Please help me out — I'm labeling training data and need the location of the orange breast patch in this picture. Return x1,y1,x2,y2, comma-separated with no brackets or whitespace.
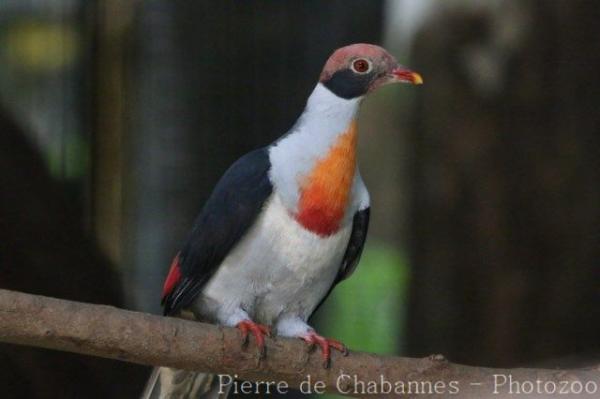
296,121,357,236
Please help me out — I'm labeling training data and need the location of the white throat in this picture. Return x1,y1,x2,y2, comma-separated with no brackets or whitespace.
300,83,362,134
268,83,362,212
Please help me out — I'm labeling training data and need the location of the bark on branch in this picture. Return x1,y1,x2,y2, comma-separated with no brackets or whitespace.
0,289,597,398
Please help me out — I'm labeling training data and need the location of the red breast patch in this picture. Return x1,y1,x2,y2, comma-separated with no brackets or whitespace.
296,121,357,236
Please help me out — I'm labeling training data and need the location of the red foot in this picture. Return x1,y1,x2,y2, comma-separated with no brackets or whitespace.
302,332,348,368
236,320,271,358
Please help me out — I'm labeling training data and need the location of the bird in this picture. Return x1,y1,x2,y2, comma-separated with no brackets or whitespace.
142,43,422,399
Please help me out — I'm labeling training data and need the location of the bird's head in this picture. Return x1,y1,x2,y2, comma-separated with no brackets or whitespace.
319,43,423,99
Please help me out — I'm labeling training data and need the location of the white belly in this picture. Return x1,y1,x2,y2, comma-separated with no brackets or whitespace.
196,194,352,325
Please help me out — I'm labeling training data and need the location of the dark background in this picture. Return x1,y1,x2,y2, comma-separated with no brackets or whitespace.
0,1,598,398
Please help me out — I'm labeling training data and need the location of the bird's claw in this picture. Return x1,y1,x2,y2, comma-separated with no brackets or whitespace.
301,332,348,369
236,320,271,358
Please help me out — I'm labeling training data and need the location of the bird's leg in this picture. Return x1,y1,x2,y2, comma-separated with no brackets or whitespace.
301,331,349,369
275,316,348,368
236,320,271,358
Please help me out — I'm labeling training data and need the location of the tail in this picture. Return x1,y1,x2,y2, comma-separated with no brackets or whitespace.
141,367,231,399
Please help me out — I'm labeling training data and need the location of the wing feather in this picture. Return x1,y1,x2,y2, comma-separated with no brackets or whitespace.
162,148,272,315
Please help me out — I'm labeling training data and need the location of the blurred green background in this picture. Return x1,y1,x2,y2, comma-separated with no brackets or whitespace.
0,1,598,398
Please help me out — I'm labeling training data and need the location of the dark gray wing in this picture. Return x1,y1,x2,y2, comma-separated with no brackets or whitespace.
335,207,370,283
310,207,370,317
162,147,272,315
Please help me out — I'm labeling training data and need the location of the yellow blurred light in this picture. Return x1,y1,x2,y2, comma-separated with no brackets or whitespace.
3,21,79,72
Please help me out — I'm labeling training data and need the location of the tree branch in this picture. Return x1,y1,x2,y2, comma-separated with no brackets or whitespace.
0,289,597,398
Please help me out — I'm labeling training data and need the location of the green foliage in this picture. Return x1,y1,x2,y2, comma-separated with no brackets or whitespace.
46,131,89,179
313,243,409,398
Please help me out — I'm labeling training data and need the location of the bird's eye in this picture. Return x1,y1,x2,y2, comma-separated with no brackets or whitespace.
351,58,371,74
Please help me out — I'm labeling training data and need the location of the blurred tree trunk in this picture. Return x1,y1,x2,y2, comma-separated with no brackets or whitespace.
90,0,134,265
0,106,146,398
407,0,599,367
125,0,384,314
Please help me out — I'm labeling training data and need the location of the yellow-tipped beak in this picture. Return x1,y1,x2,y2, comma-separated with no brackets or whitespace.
391,68,424,85
411,72,423,85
